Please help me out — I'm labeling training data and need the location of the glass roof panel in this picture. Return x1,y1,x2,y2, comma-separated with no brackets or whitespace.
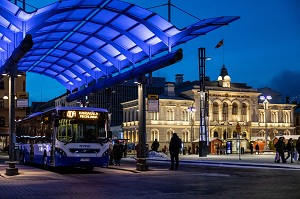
97,26,120,40
0,16,10,28
101,44,119,57
80,59,95,70
68,9,91,20
147,15,173,32
66,52,82,62
60,41,77,51
85,37,105,48
47,12,71,22
80,22,102,34
72,65,85,74
37,24,60,33
44,56,59,63
58,59,73,67
91,9,118,24
48,49,67,58
90,52,107,63
127,5,153,19
57,22,79,31
114,35,136,50
111,15,137,31
106,0,131,12
52,64,64,71
68,32,89,43
64,70,77,79
74,45,93,56
129,24,154,41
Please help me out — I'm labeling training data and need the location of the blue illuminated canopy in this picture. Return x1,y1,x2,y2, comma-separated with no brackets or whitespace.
0,0,239,93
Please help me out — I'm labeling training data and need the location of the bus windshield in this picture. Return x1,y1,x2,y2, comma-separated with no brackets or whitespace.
57,118,105,143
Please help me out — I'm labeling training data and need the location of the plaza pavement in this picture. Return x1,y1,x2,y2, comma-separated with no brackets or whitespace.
1,152,300,180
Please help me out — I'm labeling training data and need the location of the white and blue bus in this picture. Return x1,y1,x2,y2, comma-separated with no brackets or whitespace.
16,107,110,171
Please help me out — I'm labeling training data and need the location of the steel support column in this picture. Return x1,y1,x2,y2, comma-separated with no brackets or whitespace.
198,47,208,157
136,75,148,171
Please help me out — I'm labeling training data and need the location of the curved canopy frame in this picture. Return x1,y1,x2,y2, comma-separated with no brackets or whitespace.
0,0,239,92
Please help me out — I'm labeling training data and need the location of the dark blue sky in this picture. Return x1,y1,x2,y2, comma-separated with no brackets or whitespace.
26,0,300,103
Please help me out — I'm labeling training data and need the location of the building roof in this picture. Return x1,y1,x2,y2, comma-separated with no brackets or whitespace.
0,0,239,93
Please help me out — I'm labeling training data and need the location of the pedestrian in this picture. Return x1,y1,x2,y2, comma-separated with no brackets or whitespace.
151,139,160,152
274,137,286,163
162,145,167,154
195,145,199,155
108,140,114,165
255,144,259,154
113,140,123,166
123,143,127,158
250,143,253,154
285,138,294,163
296,137,300,163
169,133,182,170
187,145,191,155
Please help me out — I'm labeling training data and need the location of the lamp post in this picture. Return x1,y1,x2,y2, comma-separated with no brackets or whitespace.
260,95,272,151
188,106,196,142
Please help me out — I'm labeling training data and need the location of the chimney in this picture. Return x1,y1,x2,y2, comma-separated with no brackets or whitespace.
286,96,290,103
164,82,175,96
175,74,183,86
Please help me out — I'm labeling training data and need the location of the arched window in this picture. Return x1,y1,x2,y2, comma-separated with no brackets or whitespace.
241,103,247,121
151,129,159,141
167,108,174,121
213,131,218,138
232,102,238,121
166,130,173,142
233,131,237,138
181,109,189,121
182,130,189,142
213,102,219,121
223,102,228,121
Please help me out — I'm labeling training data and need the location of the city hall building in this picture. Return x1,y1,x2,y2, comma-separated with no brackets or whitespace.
122,66,296,154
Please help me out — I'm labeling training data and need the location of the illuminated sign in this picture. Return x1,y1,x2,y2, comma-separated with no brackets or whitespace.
65,111,99,119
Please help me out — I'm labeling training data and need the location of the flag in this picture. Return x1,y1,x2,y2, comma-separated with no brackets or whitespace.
215,39,223,48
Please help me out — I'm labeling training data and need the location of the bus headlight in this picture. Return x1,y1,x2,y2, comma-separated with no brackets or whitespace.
55,147,67,156
102,149,109,157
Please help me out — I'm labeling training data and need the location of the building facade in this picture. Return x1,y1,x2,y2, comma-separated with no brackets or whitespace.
122,66,296,154
0,74,28,150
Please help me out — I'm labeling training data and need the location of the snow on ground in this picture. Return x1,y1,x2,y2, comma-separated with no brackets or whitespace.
148,151,168,159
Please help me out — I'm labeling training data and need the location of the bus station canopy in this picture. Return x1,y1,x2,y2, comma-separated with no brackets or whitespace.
0,0,239,93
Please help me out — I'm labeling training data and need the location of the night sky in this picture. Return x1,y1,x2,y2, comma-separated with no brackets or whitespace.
25,0,300,103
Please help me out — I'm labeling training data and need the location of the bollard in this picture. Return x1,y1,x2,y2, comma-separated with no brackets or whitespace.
5,161,19,176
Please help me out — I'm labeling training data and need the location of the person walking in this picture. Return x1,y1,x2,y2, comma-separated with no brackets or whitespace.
296,137,300,163
285,138,294,163
250,143,254,154
274,137,286,163
169,133,182,170
151,139,160,152
113,140,123,166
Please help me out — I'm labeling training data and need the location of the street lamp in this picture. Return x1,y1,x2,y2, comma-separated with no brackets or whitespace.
260,95,272,151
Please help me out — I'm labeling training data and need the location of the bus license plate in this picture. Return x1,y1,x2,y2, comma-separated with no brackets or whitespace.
80,158,90,162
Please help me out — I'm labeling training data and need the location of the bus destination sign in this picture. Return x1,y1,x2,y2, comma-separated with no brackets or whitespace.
65,111,99,119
